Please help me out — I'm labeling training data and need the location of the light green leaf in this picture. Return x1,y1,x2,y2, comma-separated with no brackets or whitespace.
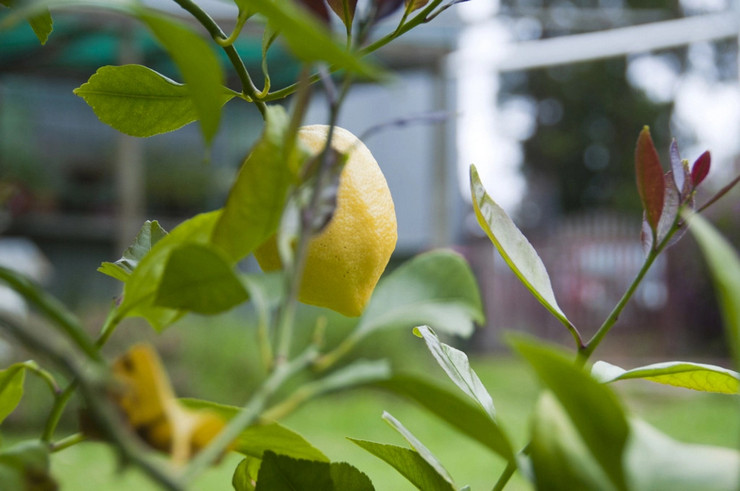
0,440,56,491
684,211,740,369
530,392,616,491
74,65,234,138
511,336,629,491
374,374,514,461
139,11,225,144
212,106,304,261
349,439,455,491
235,0,379,79
154,243,248,315
232,457,259,491
382,412,456,487
625,419,740,491
98,220,167,282
180,398,328,462
413,325,496,420
592,360,740,394
0,363,26,425
470,165,573,332
356,250,484,340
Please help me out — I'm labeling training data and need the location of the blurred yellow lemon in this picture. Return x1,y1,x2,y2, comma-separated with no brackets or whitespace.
254,125,397,317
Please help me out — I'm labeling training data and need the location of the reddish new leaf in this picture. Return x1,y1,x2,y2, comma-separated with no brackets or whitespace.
296,0,331,24
405,0,430,13
635,127,665,236
691,151,711,189
669,139,691,198
327,0,357,28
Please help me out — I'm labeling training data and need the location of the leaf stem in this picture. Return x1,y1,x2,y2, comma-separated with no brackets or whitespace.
49,432,86,453
171,0,267,118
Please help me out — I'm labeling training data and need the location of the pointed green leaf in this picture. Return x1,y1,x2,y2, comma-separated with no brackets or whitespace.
329,462,374,490
154,243,248,315
356,250,484,340
0,0,53,44
626,419,740,490
413,326,496,420
0,363,26,425
592,360,740,394
0,440,57,491
255,451,333,490
74,65,234,138
470,165,573,331
139,12,225,144
382,412,456,486
349,439,455,491
212,106,304,261
530,393,616,491
685,211,740,369
180,398,328,462
510,336,629,491
635,126,665,237
374,374,514,460
234,0,379,79
98,220,167,282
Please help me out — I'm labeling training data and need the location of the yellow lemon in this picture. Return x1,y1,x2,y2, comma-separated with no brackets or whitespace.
254,125,397,317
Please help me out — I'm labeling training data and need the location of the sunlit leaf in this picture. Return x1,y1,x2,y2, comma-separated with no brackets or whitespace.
0,363,27,425
98,220,167,282
355,250,483,340
413,326,496,420
212,106,304,261
327,0,357,28
635,126,665,239
684,211,740,368
74,65,234,138
375,374,514,460
690,151,711,189
350,439,455,491
139,11,225,144
626,419,740,490
0,440,57,491
511,336,629,491
470,165,573,330
592,360,739,394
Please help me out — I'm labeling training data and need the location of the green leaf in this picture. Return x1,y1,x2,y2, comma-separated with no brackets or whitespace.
232,457,259,491
154,243,248,315
306,359,392,394
119,210,221,331
329,461,374,491
139,11,225,144
74,65,234,138
180,398,328,462
0,363,27,425
625,419,740,491
355,250,484,340
469,165,573,332
530,393,616,491
413,326,496,420
374,374,514,461
405,0,430,13
685,211,740,369
255,451,334,490
234,0,379,79
635,126,665,240
511,336,629,491
0,440,57,491
0,0,53,44
212,106,303,261
349,439,455,491
382,412,456,487
592,360,740,394
98,220,167,282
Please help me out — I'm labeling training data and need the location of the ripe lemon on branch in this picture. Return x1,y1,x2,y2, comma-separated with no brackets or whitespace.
255,125,397,317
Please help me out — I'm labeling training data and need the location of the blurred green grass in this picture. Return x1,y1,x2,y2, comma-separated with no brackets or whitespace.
6,311,740,490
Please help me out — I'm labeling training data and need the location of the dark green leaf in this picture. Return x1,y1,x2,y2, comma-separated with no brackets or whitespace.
470,165,573,330
0,0,53,44
356,250,484,340
154,243,248,315
0,440,57,491
139,12,225,144
212,106,304,261
350,439,455,491
180,398,329,462
414,326,496,420
635,126,665,239
74,65,234,138
685,211,740,369
375,374,514,460
511,336,629,491
592,360,740,394
255,451,333,490
0,363,26,425
329,462,374,491
98,220,167,282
